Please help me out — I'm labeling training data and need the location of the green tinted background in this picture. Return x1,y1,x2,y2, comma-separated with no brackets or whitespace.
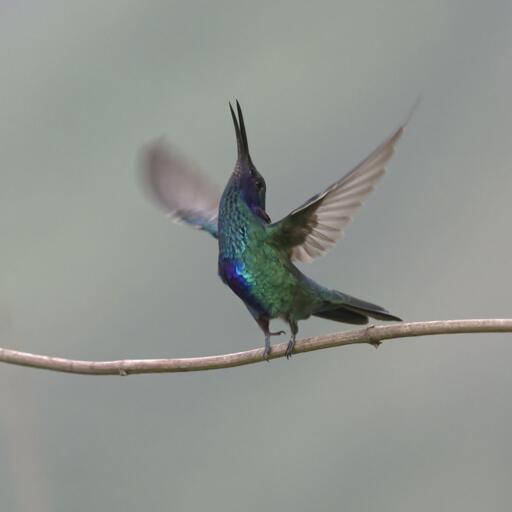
1,1,512,511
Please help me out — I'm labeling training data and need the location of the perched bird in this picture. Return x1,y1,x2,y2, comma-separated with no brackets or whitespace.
142,101,405,359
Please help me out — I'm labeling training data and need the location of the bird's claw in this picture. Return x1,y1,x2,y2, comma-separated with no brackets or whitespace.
262,331,285,362
285,339,295,359
263,345,271,362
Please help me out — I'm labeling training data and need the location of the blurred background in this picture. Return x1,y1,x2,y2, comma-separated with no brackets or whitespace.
1,1,511,510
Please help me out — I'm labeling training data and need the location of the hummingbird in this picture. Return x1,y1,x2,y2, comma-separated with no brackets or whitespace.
142,101,404,360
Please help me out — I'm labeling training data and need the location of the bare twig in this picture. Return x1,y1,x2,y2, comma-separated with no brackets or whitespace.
0,319,510,376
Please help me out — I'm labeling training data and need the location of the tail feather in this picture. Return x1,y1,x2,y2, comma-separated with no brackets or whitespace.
313,290,401,325
314,308,369,325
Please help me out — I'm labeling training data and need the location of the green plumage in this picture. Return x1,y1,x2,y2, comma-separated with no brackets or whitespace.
218,158,399,360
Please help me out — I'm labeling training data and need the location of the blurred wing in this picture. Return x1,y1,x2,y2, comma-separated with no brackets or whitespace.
140,140,220,238
268,125,404,262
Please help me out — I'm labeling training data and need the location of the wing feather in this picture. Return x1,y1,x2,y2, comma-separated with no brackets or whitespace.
268,125,405,262
140,140,219,237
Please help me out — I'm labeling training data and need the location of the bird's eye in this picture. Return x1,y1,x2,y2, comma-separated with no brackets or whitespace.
256,181,264,191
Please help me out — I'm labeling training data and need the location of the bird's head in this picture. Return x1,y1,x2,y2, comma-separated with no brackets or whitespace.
229,101,267,212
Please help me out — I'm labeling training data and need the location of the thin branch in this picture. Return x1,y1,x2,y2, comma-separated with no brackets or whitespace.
0,319,510,376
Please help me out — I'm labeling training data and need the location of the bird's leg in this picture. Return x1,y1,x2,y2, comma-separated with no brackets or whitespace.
285,335,296,359
252,314,286,361
264,329,286,359
285,319,298,359
263,332,272,361
255,316,274,361
265,327,285,359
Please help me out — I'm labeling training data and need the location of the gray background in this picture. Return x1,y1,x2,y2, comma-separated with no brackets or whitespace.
1,1,512,511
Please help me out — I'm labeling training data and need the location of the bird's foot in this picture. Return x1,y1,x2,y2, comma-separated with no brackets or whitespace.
262,331,284,362
263,336,272,362
285,337,296,359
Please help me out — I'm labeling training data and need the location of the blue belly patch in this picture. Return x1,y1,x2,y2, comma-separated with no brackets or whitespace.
221,260,252,291
220,259,264,312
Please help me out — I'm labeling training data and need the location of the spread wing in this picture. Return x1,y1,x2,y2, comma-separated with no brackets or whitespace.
267,125,405,262
140,139,220,238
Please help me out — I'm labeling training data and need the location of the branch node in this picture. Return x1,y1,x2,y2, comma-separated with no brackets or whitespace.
365,325,382,348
